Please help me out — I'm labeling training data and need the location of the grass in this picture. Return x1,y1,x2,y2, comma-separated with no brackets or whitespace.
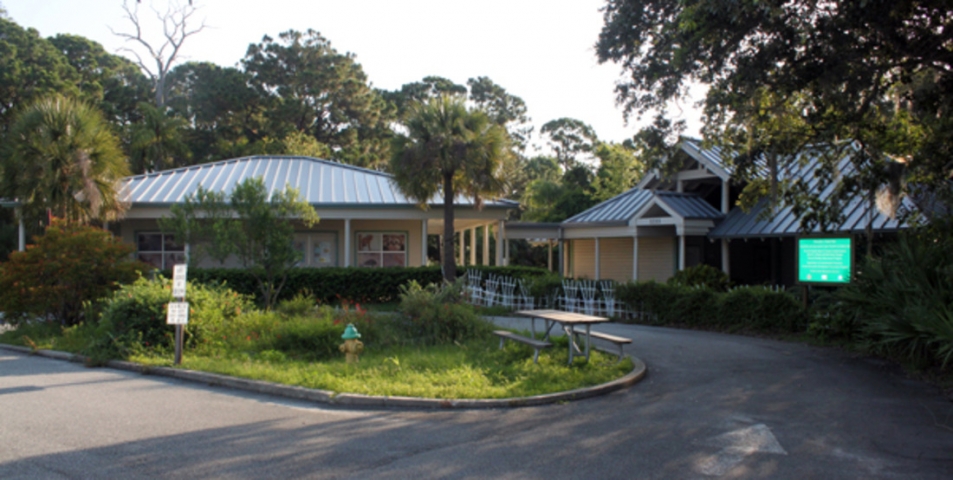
0,320,633,400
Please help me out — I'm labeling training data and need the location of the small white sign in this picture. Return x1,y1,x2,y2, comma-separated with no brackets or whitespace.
172,264,188,299
167,301,189,325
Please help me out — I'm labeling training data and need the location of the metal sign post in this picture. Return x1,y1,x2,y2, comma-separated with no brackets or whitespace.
168,264,189,365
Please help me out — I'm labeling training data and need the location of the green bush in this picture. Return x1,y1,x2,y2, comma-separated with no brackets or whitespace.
0,221,148,326
718,286,806,332
96,277,251,356
668,264,730,292
276,291,318,318
397,278,492,345
617,280,805,333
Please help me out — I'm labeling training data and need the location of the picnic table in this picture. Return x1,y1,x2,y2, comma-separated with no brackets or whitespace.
514,309,610,364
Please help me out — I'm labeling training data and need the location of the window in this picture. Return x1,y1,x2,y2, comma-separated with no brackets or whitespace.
137,232,185,269
293,232,338,267
356,232,406,267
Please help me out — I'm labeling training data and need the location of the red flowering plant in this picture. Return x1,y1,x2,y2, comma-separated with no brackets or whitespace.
0,221,148,326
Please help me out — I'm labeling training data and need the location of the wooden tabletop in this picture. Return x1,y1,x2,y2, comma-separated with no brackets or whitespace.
514,309,609,324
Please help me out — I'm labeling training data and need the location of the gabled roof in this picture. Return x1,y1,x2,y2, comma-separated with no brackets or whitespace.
563,188,722,227
655,191,724,219
124,156,519,209
563,188,654,226
709,145,914,238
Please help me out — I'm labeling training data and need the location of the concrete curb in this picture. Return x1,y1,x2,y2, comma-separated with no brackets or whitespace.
0,343,647,410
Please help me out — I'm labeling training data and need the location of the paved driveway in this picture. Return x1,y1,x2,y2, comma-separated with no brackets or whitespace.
1,321,951,479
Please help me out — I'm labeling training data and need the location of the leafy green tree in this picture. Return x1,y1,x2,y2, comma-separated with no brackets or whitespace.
382,75,467,120
2,94,130,223
467,76,532,151
597,0,953,228
242,29,394,169
540,118,599,170
48,34,152,126
165,61,267,163
591,142,644,202
390,96,509,282
128,102,190,173
160,177,319,310
0,17,79,130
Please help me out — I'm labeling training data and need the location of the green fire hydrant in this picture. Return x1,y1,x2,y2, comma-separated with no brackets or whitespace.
339,323,364,364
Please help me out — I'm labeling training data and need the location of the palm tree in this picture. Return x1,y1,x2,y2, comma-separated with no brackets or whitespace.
128,102,189,173
2,94,130,223
390,95,509,282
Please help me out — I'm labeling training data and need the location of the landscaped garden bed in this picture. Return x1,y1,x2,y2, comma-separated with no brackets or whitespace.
0,276,632,400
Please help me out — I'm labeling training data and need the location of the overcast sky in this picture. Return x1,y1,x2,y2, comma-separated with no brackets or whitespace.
4,0,703,151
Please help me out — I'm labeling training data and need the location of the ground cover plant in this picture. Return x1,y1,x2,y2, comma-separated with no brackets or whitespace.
0,276,631,399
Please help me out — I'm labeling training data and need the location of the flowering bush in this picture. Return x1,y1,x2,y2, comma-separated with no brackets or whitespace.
0,221,147,326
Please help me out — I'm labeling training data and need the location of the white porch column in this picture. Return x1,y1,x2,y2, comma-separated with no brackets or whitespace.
469,228,476,266
421,220,428,267
17,208,25,252
458,230,465,266
483,224,490,265
678,233,686,271
594,238,601,280
344,218,351,267
505,239,511,266
496,220,504,266
632,235,639,281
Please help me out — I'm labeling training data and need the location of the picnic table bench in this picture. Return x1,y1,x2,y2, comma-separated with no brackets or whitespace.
493,330,552,364
514,309,612,364
571,328,632,361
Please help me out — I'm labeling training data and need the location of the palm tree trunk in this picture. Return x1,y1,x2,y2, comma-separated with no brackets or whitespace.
442,172,456,283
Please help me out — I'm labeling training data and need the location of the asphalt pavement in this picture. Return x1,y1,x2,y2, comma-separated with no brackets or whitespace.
1,319,951,479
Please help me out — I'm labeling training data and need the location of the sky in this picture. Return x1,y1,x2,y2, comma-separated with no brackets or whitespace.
3,0,703,152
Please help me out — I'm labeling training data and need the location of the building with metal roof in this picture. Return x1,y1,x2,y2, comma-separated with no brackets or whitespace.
503,138,916,286
111,155,517,270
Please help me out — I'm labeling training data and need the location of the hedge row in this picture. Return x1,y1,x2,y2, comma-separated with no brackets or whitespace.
616,281,807,334
160,265,552,305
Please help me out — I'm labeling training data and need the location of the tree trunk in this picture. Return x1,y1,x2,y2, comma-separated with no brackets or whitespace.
442,172,456,283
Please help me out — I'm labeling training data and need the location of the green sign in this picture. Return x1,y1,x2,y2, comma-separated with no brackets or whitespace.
797,237,852,284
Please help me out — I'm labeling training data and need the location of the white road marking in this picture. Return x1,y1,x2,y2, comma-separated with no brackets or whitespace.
693,423,787,476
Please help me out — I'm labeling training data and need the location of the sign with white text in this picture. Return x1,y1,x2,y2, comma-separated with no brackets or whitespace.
166,301,189,325
797,236,853,285
172,264,188,298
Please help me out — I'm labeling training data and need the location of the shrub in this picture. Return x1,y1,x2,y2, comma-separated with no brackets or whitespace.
668,264,730,292
276,291,318,318
397,278,491,345
617,280,805,333
96,276,251,357
0,221,147,326
718,286,806,333
168,265,552,306
836,234,953,368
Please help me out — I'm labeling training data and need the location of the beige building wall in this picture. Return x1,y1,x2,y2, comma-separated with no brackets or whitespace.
599,237,634,282
638,236,675,282
571,239,596,279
